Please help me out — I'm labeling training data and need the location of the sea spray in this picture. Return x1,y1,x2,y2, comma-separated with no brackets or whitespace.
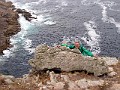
98,1,120,34
82,21,101,54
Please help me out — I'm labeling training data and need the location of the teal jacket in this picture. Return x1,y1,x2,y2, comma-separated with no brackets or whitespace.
61,44,93,57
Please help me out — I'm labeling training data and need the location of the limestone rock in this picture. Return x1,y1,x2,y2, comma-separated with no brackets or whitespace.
108,67,114,72
68,81,80,90
108,84,120,90
4,78,14,84
0,74,15,85
49,71,58,84
108,71,117,77
61,75,70,82
98,57,119,66
75,78,104,89
54,82,65,90
29,45,109,76
1,75,15,80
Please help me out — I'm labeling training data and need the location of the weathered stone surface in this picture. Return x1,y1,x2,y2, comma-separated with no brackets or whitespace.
1,75,15,80
4,78,14,84
108,84,120,90
29,44,109,76
0,74,15,85
0,0,20,53
35,71,105,90
68,81,80,90
108,71,117,77
98,57,119,66
54,82,65,90
75,78,104,89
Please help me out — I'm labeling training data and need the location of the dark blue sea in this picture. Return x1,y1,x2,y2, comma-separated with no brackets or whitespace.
0,0,120,77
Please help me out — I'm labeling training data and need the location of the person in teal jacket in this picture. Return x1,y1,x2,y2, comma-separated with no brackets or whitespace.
61,42,94,57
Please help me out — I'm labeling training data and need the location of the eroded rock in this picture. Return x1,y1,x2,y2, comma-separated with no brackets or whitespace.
29,44,109,76
0,74,15,85
0,0,20,53
108,84,120,90
75,78,104,89
16,8,36,21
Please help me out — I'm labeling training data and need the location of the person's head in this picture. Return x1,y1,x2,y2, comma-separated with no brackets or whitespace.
74,42,80,48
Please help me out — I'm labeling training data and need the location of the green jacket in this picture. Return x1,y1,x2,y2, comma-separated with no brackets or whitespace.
61,44,93,57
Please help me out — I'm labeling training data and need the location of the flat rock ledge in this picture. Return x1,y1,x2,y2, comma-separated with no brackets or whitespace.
29,44,116,76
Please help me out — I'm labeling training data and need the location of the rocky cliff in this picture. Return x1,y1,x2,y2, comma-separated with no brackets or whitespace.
29,44,109,76
0,0,20,53
0,44,120,90
0,1,120,89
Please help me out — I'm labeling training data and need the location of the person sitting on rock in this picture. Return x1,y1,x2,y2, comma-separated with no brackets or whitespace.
61,41,97,57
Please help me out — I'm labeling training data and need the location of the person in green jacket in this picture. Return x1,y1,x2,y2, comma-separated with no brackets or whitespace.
61,42,95,57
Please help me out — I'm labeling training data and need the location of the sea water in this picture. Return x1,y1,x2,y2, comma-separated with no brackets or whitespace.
0,0,120,77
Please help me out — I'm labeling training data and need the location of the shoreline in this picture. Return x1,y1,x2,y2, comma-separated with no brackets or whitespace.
0,0,20,54
0,44,120,90
0,0,34,54
0,1,120,90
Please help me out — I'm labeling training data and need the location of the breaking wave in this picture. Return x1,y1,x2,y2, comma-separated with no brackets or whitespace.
82,21,101,54
98,1,120,34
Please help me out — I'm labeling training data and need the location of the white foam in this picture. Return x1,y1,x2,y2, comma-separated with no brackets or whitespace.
24,39,32,48
23,38,35,54
10,38,19,45
81,0,88,5
13,14,35,54
10,0,46,16
31,14,56,26
61,0,68,6
82,21,101,54
0,15,29,58
82,0,120,34
17,14,32,41
38,0,47,4
31,15,44,23
7,0,39,22
26,48,35,54
44,20,56,25
2,14,33,59
81,0,100,6
0,0,37,60
112,21,120,34
98,1,120,34
8,0,56,26
18,14,31,30
3,50,12,58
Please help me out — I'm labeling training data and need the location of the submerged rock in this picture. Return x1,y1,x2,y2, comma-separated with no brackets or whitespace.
29,44,109,76
16,9,37,21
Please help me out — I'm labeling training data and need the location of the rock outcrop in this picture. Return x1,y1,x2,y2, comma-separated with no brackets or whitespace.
16,9,36,21
29,44,109,76
0,44,119,90
0,0,20,53
36,71,105,90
